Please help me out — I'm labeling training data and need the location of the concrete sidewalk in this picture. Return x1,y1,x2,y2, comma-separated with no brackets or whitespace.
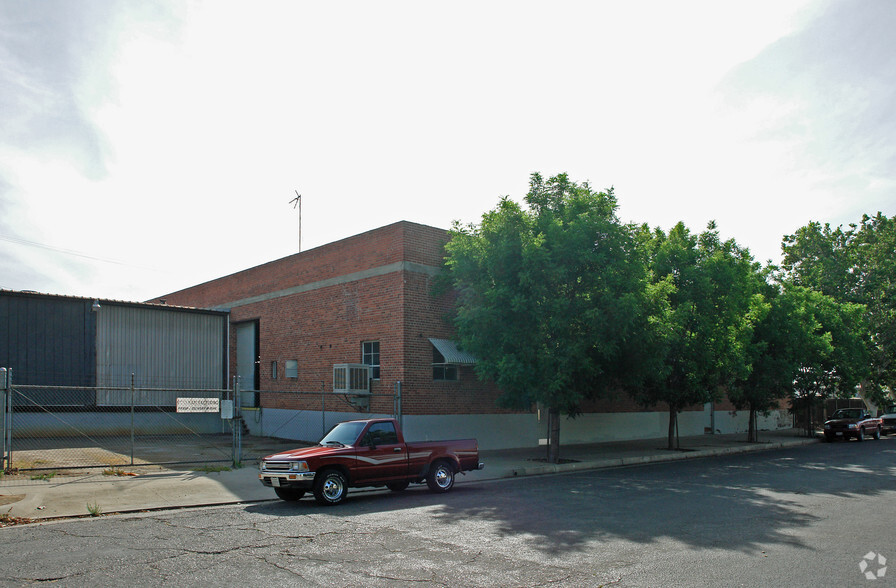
0,429,817,524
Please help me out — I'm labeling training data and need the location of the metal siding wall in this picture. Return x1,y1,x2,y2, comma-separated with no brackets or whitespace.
96,305,226,405
0,293,95,389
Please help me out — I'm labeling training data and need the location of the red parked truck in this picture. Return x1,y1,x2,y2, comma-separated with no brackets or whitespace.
258,418,484,505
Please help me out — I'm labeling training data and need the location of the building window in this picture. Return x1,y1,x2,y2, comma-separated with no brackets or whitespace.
285,360,298,379
362,341,380,379
432,346,458,381
271,361,278,380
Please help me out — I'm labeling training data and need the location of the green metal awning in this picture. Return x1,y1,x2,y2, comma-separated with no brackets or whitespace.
429,338,477,365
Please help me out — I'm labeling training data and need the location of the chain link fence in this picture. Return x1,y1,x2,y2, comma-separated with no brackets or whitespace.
1,368,402,475
1,378,235,473
239,389,403,462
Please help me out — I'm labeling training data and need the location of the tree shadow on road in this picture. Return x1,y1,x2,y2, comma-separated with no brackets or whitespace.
243,441,896,559
424,440,896,556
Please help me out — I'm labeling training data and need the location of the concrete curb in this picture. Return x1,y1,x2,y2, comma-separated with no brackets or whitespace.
495,437,819,480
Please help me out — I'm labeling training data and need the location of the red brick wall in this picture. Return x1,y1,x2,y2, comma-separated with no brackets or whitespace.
155,221,449,309
155,221,508,416
153,220,683,419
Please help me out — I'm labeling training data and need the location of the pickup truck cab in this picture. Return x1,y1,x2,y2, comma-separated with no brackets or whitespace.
823,408,882,442
259,418,483,505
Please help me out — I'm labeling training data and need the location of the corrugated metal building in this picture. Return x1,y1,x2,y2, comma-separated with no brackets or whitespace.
0,290,228,406
0,291,96,388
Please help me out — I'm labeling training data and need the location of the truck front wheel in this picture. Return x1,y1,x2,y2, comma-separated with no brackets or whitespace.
857,428,865,442
314,470,348,506
426,461,455,493
874,427,881,440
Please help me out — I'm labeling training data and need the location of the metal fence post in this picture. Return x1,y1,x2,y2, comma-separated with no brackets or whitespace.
394,380,402,430
130,373,136,466
236,377,242,466
1,367,7,471
3,368,12,471
232,376,241,467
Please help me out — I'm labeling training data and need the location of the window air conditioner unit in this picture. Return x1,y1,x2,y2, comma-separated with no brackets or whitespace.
333,364,371,395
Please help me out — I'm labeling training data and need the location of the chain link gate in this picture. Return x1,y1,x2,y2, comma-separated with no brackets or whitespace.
1,368,240,472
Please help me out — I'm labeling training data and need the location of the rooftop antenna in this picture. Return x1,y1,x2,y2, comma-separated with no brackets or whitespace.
289,190,302,252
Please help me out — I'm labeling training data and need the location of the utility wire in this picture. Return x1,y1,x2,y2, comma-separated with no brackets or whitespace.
0,233,168,272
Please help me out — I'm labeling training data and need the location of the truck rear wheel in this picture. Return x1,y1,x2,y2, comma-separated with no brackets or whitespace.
314,469,348,506
426,461,455,493
874,427,881,440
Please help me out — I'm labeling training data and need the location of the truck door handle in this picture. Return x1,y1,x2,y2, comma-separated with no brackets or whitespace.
393,447,402,452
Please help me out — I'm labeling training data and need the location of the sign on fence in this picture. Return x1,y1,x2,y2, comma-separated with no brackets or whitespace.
176,397,220,413
220,399,234,420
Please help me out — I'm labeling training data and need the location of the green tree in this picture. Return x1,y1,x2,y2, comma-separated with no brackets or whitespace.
788,290,869,436
443,173,650,463
849,214,896,399
782,213,895,406
780,221,855,300
632,221,760,450
728,284,850,441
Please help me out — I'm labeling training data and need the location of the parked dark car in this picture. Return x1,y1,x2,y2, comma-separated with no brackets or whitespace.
823,408,882,442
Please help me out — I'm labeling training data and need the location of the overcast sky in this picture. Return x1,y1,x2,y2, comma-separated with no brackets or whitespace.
1,1,894,302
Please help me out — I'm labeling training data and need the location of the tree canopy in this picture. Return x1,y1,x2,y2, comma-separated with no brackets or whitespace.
631,221,761,448
442,173,650,462
443,170,889,452
781,213,893,406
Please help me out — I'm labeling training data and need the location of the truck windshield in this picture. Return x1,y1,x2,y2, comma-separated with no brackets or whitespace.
831,409,862,419
319,421,366,446
886,405,896,415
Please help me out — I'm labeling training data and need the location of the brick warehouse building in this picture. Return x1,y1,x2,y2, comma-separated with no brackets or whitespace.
154,221,790,449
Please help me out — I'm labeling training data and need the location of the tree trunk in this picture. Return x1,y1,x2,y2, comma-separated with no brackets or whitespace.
667,407,678,450
747,405,759,443
805,397,813,438
547,407,561,464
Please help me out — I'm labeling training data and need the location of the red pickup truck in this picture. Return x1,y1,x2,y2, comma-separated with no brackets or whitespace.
258,418,484,505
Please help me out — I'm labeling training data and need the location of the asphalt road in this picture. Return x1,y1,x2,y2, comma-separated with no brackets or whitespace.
1,438,895,587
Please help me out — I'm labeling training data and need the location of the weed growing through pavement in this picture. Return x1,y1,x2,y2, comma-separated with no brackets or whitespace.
86,502,102,517
192,465,231,473
29,472,56,481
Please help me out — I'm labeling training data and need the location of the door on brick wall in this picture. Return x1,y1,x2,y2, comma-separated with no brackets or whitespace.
236,321,259,407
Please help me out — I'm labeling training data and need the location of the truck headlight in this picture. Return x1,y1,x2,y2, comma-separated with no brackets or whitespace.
848,424,857,429
290,461,309,472
824,424,831,429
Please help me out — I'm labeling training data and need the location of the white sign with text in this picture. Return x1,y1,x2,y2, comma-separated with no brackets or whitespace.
176,397,220,413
